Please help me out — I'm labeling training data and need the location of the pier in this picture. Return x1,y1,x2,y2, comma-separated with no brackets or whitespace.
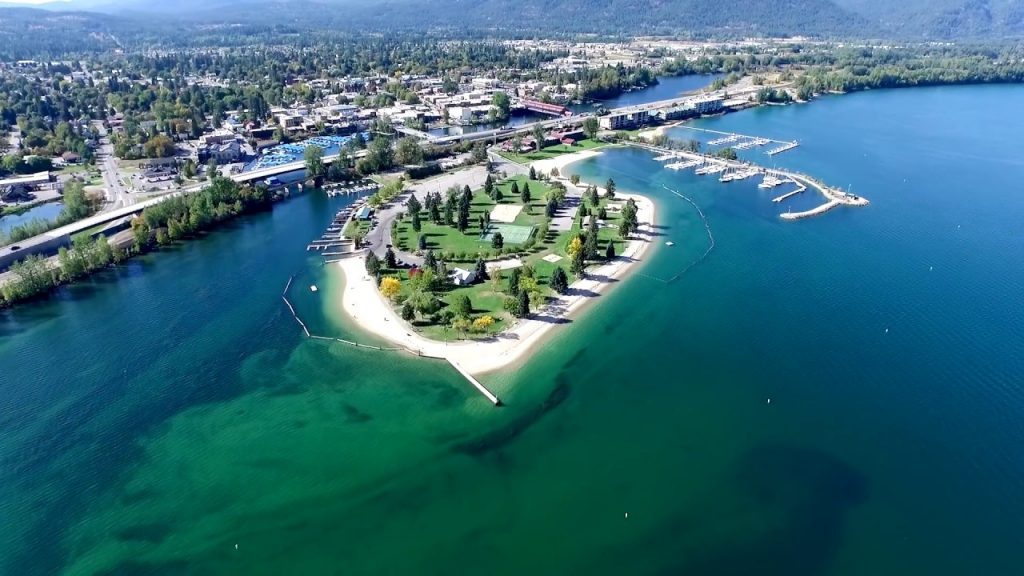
447,359,502,406
306,197,368,256
771,186,806,203
632,142,869,220
767,141,800,156
781,199,841,219
674,125,799,156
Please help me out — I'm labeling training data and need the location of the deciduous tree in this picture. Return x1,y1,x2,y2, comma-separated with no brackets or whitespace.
379,276,401,301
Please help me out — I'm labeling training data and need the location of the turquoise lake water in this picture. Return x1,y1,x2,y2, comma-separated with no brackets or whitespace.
0,202,63,235
1,84,1022,575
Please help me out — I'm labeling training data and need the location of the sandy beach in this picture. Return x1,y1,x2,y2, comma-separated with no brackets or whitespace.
530,148,605,177
336,149,656,376
636,121,682,141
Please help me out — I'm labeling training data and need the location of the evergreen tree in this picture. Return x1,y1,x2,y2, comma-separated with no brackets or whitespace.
384,247,397,268
605,178,616,199
492,232,504,250
428,193,441,223
605,241,616,259
444,200,454,226
528,166,536,180
521,182,531,205
514,289,530,318
474,257,488,281
365,252,381,275
550,266,569,295
423,249,437,270
584,232,599,260
411,211,421,232
508,267,522,296
406,194,422,216
418,234,427,251
401,302,416,321
484,174,494,195
455,294,473,318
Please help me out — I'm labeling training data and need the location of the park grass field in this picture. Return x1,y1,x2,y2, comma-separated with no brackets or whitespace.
384,173,630,339
393,175,555,258
497,139,608,165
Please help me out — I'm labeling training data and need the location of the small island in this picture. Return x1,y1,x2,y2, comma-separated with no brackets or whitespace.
335,142,655,377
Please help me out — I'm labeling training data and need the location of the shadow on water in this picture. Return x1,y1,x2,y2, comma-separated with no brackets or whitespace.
648,444,867,576
452,377,571,457
95,560,191,576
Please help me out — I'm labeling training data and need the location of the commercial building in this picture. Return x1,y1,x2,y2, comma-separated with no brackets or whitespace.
599,109,651,130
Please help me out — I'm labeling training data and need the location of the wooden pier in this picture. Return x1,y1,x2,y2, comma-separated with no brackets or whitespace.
448,359,501,406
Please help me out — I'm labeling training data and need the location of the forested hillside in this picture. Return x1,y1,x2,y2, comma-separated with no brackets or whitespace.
835,0,1024,39
1,0,1022,58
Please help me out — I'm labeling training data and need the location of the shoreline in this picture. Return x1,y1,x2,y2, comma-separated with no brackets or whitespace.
335,149,656,377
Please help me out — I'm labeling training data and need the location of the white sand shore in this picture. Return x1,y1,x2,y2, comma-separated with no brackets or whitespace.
336,181,656,377
530,148,604,177
637,121,681,141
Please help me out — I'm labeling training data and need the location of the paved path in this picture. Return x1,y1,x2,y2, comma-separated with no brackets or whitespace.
365,166,489,264
549,179,584,233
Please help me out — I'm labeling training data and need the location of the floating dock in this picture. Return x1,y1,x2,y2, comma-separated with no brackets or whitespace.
633,142,870,221
767,141,800,156
772,187,806,203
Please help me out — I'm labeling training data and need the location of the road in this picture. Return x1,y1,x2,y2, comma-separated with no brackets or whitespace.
92,121,132,210
364,166,489,264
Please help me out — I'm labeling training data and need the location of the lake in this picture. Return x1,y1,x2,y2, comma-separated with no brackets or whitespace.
0,84,1022,575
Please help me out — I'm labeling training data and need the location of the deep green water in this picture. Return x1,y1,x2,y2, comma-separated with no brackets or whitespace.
2,85,1023,575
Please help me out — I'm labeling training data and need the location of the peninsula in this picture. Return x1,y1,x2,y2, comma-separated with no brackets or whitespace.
332,146,654,376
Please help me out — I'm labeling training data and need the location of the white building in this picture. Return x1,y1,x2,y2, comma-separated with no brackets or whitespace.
450,268,477,286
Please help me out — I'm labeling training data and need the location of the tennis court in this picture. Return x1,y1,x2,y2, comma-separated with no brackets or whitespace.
480,223,534,244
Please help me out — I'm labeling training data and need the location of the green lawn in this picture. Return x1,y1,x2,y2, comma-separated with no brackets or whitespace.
380,176,630,341
498,139,608,165
378,266,510,341
393,175,556,260
524,194,628,282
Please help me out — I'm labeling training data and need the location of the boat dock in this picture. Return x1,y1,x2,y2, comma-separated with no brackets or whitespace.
306,200,366,257
708,134,741,146
673,125,799,156
325,180,379,198
633,142,870,221
772,187,806,203
767,141,800,156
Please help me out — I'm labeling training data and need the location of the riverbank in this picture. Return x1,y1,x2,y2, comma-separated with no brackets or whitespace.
336,187,655,376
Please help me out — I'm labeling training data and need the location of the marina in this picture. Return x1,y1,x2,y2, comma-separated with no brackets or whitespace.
665,159,703,171
673,124,800,156
638,142,869,220
767,141,800,156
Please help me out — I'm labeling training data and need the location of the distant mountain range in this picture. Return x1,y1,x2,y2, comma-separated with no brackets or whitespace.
0,0,1021,40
